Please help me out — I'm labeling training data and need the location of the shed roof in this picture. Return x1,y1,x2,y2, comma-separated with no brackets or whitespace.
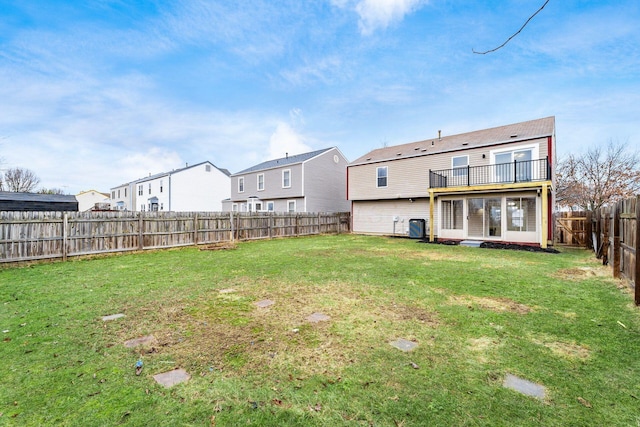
350,116,555,166
233,148,333,175
0,191,77,203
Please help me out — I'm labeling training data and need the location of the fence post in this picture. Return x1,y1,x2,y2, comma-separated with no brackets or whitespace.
138,212,144,250
62,212,68,262
268,213,273,239
194,212,199,245
613,202,621,278
230,211,235,242
585,211,593,250
635,195,640,306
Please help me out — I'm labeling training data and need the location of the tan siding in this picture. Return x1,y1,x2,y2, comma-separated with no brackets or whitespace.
348,137,549,201
352,199,433,235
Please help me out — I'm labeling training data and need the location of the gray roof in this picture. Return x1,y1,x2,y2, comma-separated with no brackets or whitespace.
0,191,77,203
112,160,230,189
233,148,333,175
350,117,555,165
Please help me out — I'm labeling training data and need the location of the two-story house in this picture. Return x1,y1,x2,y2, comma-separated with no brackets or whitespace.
347,117,556,248
225,147,350,213
110,161,231,212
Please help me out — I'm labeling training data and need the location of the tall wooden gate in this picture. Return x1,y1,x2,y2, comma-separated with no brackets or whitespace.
555,211,588,246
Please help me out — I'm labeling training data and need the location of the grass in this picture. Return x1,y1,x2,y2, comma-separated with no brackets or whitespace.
1,234,639,426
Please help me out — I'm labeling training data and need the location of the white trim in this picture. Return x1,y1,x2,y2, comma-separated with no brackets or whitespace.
287,200,296,213
282,169,291,188
238,176,245,193
376,166,388,188
257,173,265,191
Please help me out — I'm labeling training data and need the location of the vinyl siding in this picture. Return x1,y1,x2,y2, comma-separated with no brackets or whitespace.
348,137,549,201
303,148,349,212
230,164,304,201
352,199,432,235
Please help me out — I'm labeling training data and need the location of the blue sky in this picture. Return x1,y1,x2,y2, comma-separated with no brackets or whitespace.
1,0,638,194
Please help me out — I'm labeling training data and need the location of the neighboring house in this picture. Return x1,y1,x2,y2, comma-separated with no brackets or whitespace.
347,117,556,248
110,161,231,212
225,147,350,213
76,190,110,212
0,191,78,212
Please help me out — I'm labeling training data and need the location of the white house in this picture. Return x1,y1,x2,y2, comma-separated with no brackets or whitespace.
76,190,110,212
110,161,231,212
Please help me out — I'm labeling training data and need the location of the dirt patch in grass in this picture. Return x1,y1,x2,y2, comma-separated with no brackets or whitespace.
449,295,532,314
467,336,502,363
553,266,610,281
530,334,590,360
114,280,441,379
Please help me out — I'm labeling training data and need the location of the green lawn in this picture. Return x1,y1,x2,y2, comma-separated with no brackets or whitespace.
1,235,639,426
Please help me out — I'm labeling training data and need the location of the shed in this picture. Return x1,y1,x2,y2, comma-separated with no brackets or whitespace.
0,192,79,212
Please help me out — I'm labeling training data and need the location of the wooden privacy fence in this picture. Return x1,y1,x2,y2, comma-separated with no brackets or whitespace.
589,195,639,305
555,211,588,246
0,211,351,264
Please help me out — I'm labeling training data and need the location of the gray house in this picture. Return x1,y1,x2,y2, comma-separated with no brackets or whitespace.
225,147,350,213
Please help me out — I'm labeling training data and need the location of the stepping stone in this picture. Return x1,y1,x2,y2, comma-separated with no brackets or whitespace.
153,369,191,388
307,312,331,323
390,338,418,352
219,288,236,294
503,374,546,400
124,335,155,348
255,299,275,308
102,313,125,321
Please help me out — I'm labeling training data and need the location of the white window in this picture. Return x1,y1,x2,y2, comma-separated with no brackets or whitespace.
257,174,264,191
288,200,296,213
267,201,274,211
507,197,536,232
492,145,538,183
442,200,463,230
112,191,116,199
148,183,151,194
282,169,291,188
377,166,388,188
138,185,143,196
141,204,145,211
160,203,164,211
452,155,468,178
254,202,263,211
205,164,211,172
238,177,245,193
124,188,127,197
160,180,163,193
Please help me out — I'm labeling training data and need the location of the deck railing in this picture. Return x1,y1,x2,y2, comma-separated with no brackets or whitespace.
429,157,551,189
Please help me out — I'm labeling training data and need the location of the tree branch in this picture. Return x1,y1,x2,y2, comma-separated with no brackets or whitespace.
473,0,550,55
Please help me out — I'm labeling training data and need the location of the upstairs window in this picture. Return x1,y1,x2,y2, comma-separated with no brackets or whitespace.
238,177,245,193
377,166,388,188
257,174,265,191
160,180,163,193
452,156,468,177
282,169,291,188
148,183,151,194
138,185,143,196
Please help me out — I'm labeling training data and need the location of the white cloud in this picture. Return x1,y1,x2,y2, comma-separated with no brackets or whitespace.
333,0,427,35
267,122,312,160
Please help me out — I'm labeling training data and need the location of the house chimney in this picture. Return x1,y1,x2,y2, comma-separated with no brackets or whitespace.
286,152,288,159
438,130,442,141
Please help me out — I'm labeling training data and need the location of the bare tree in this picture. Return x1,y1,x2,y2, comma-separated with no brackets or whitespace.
38,188,67,195
1,167,41,192
556,141,640,211
473,0,550,54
